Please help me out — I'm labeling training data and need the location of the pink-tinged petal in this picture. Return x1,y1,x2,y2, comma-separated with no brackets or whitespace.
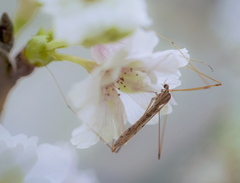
91,42,125,64
100,48,129,86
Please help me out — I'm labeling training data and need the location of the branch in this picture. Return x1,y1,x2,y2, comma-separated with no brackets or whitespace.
0,13,35,116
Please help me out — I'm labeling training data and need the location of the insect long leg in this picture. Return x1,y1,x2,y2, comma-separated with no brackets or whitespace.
170,66,221,92
144,26,223,89
142,96,157,116
160,115,168,153
44,65,113,150
115,146,122,153
111,139,115,152
158,111,161,160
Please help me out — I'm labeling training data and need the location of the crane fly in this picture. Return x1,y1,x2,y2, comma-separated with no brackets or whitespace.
112,84,171,160
43,27,222,159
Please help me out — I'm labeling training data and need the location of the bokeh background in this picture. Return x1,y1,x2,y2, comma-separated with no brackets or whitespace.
0,0,239,182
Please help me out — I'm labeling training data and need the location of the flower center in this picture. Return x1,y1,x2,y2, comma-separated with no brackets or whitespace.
115,67,141,94
103,84,120,100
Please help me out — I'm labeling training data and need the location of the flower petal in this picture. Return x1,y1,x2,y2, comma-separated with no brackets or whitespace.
26,144,71,183
72,92,127,148
0,124,15,149
120,92,176,125
127,28,159,59
149,48,189,76
40,0,152,46
71,123,100,149
68,73,102,109
91,42,125,64
0,144,37,182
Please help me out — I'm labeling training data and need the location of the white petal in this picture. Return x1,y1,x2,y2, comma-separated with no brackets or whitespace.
13,134,38,150
120,92,175,125
120,92,154,125
71,124,100,149
72,92,127,148
147,71,158,84
0,144,37,182
154,73,182,90
101,48,129,86
169,96,177,105
127,28,159,59
40,0,152,45
0,124,15,148
26,144,70,183
149,48,189,76
68,73,102,109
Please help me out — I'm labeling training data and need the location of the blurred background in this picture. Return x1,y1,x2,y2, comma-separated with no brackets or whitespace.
0,0,239,182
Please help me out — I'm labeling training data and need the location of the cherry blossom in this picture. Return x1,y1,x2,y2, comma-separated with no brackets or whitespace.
69,29,189,148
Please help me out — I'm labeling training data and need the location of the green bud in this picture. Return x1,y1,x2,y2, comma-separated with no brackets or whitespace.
24,28,68,67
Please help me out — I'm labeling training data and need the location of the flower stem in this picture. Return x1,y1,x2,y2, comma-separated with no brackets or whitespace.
54,53,98,73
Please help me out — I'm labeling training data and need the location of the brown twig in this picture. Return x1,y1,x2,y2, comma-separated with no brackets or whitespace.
0,13,35,116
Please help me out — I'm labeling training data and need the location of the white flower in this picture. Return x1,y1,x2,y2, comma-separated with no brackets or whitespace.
0,124,99,183
69,29,189,148
39,0,152,47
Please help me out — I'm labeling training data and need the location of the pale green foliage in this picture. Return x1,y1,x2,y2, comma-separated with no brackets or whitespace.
81,27,134,47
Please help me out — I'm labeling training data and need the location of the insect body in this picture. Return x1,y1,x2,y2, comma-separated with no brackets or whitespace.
112,84,171,153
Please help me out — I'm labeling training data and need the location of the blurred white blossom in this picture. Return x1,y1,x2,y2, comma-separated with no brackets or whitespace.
69,29,189,148
0,124,99,183
39,0,152,47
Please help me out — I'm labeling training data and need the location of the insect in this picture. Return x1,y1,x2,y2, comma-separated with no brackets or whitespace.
44,28,222,159
112,83,171,159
